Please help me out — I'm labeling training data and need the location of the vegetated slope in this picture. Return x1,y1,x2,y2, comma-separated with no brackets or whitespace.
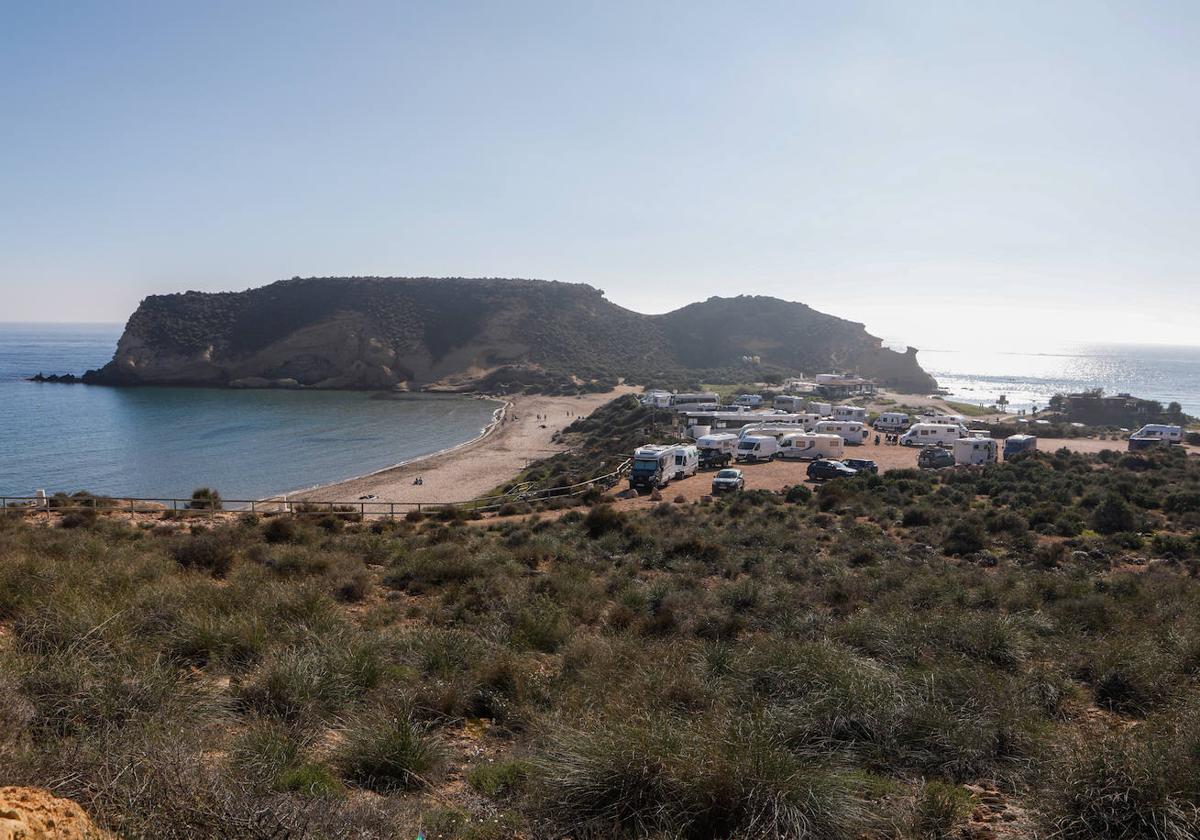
5,446,1200,837
82,277,936,392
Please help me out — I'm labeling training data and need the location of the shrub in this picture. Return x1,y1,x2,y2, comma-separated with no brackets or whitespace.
169,529,236,577
943,516,986,556
188,487,223,511
909,781,974,839
584,504,625,537
785,484,813,504
468,759,532,799
1091,495,1137,535
337,709,441,792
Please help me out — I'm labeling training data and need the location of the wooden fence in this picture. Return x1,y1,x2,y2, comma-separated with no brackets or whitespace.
1,459,632,520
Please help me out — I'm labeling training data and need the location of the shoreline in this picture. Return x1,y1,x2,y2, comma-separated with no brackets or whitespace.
293,386,637,505
264,396,510,501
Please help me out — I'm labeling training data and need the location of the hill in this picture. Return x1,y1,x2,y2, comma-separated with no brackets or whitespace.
81,277,936,393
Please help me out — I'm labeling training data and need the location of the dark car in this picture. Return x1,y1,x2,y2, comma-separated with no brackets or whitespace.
917,446,956,469
710,468,745,493
843,458,878,475
806,459,858,481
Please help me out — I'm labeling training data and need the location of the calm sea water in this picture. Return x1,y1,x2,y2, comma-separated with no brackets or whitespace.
919,343,1200,416
0,323,501,500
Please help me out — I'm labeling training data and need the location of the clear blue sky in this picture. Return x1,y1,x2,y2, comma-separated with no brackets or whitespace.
3,1,1198,349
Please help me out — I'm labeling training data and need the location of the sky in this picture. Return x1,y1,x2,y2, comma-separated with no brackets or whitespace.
2,0,1198,351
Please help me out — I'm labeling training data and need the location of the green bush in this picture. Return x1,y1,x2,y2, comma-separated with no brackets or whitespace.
1091,495,1137,535
337,708,441,792
187,487,223,511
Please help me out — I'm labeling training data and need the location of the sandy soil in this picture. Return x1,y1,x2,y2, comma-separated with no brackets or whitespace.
610,436,1198,513
296,386,638,505
0,787,114,839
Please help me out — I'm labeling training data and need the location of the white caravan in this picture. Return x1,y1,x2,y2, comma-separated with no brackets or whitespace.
833,405,868,422
773,395,808,412
874,412,910,431
777,432,844,461
736,435,779,463
954,437,998,466
733,394,763,408
696,433,739,469
666,444,700,480
670,392,721,412
900,423,969,447
1131,424,1184,445
814,420,870,445
807,401,833,417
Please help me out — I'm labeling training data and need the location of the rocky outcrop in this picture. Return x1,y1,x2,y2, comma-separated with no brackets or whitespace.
0,787,114,840
79,277,937,393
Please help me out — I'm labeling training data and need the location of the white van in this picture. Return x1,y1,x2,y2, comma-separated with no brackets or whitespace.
1131,424,1184,445
874,412,910,431
954,437,997,466
667,444,699,480
900,423,968,447
814,420,870,445
832,405,868,422
733,394,763,408
736,435,778,463
807,401,833,417
777,432,844,461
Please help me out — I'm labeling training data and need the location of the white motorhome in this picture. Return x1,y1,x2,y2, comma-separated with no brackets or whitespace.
737,415,822,438
916,414,966,427
874,412,910,431
900,423,969,447
954,437,998,466
696,433,739,469
736,435,778,463
777,432,844,460
1131,424,1184,445
666,444,700,480
641,390,672,409
807,401,833,417
629,445,674,491
733,394,763,408
814,420,870,445
670,392,721,412
773,395,808,412
832,405,868,422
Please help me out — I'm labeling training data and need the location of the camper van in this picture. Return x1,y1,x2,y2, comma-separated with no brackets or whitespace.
874,412,911,432
1003,435,1038,459
777,433,844,461
813,420,870,445
733,394,763,408
900,423,968,447
641,390,673,409
1131,424,1184,445
736,435,779,463
696,434,738,469
773,395,808,412
832,405,868,422
670,392,721,412
954,437,998,466
666,445,699,480
916,414,966,427
629,445,674,491
807,402,833,417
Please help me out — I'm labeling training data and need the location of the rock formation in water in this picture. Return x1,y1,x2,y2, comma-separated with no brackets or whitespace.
81,277,937,393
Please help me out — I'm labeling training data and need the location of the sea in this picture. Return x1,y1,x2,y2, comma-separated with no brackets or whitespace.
0,323,502,501
917,343,1200,417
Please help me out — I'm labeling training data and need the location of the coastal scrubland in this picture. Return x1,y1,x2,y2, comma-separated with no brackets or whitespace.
3,439,1200,838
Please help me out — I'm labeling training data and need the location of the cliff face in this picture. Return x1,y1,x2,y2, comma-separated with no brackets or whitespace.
84,277,937,393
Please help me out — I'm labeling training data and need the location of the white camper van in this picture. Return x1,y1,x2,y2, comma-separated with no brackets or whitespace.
736,435,778,463
629,445,674,491
733,394,763,408
1131,424,1184,445
916,414,966,427
667,444,700,480
670,392,721,412
833,405,868,422
874,412,910,431
641,390,673,409
696,433,739,469
807,402,833,417
954,437,997,466
900,423,968,447
777,433,844,461
814,420,870,445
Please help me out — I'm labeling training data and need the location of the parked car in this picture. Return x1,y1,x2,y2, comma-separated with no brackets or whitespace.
806,459,858,481
710,468,745,493
842,458,878,475
917,446,956,469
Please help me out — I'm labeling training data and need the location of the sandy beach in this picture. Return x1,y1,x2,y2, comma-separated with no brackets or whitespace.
296,386,637,504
